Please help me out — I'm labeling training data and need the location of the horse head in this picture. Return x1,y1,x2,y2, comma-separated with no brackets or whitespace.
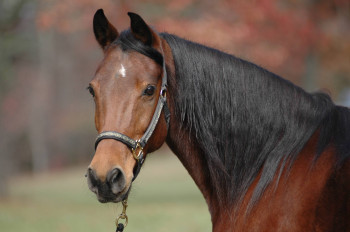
86,9,169,203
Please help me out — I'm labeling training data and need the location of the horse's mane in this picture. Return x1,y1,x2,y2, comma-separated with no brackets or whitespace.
161,33,350,207
115,29,350,208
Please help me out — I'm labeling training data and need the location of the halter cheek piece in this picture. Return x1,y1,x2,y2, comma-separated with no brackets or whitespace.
94,60,170,182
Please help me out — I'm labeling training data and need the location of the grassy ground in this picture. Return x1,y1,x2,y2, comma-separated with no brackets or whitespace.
0,151,211,232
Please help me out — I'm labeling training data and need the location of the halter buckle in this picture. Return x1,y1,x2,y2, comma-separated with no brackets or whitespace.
132,141,143,160
160,87,167,98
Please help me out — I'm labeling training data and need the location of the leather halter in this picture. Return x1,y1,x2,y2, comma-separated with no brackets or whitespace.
94,59,170,181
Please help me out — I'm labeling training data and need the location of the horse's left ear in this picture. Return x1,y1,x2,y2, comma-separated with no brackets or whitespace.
127,12,161,49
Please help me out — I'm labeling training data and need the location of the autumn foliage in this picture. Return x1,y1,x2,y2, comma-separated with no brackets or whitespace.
0,0,349,191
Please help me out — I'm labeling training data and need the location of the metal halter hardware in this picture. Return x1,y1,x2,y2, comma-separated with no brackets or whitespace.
94,59,170,182
116,200,128,228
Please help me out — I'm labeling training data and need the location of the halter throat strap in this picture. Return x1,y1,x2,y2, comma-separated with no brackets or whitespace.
94,60,170,181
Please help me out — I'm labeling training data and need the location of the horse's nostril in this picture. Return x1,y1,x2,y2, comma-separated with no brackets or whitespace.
107,168,126,195
87,168,99,193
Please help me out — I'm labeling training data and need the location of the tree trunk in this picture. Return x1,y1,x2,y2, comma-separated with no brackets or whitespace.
28,27,55,172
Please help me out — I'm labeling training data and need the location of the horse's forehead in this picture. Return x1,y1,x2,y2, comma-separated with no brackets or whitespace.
96,47,159,81
99,47,128,73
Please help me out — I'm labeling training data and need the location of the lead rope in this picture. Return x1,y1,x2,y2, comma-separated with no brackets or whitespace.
116,199,128,232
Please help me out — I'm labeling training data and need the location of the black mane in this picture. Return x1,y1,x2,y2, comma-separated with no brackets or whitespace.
161,33,350,206
115,29,350,207
114,29,163,65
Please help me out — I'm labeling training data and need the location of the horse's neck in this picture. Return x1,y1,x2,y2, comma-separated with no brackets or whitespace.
164,83,221,220
165,116,220,215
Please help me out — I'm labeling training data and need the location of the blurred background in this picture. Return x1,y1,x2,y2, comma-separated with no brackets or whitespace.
0,0,349,231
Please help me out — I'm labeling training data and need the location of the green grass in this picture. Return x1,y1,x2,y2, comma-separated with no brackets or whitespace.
0,151,211,232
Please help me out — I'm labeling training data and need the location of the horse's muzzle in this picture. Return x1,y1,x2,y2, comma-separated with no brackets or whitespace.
87,167,127,203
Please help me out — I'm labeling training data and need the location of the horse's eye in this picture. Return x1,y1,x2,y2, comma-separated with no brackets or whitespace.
87,86,95,97
143,85,155,96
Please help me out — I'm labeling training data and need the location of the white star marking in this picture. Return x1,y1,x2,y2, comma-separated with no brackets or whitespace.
119,64,126,78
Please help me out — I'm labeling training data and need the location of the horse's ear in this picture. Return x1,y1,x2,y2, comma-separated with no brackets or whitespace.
93,9,119,50
127,12,161,49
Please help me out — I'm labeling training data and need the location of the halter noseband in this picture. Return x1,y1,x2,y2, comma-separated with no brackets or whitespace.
94,59,170,181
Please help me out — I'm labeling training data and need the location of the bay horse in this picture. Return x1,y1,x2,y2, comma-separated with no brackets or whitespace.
86,9,350,232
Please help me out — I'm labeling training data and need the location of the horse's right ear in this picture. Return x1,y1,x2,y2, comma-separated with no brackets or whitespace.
93,9,119,50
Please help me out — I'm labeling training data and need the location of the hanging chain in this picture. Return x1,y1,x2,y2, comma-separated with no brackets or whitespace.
115,200,128,232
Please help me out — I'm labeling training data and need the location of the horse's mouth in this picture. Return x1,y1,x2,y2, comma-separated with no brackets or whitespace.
97,192,127,203
95,186,130,203
88,178,131,203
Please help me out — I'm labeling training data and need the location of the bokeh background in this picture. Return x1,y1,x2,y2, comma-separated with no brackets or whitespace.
0,0,349,231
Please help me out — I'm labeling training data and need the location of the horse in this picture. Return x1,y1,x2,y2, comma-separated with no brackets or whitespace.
86,9,350,232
